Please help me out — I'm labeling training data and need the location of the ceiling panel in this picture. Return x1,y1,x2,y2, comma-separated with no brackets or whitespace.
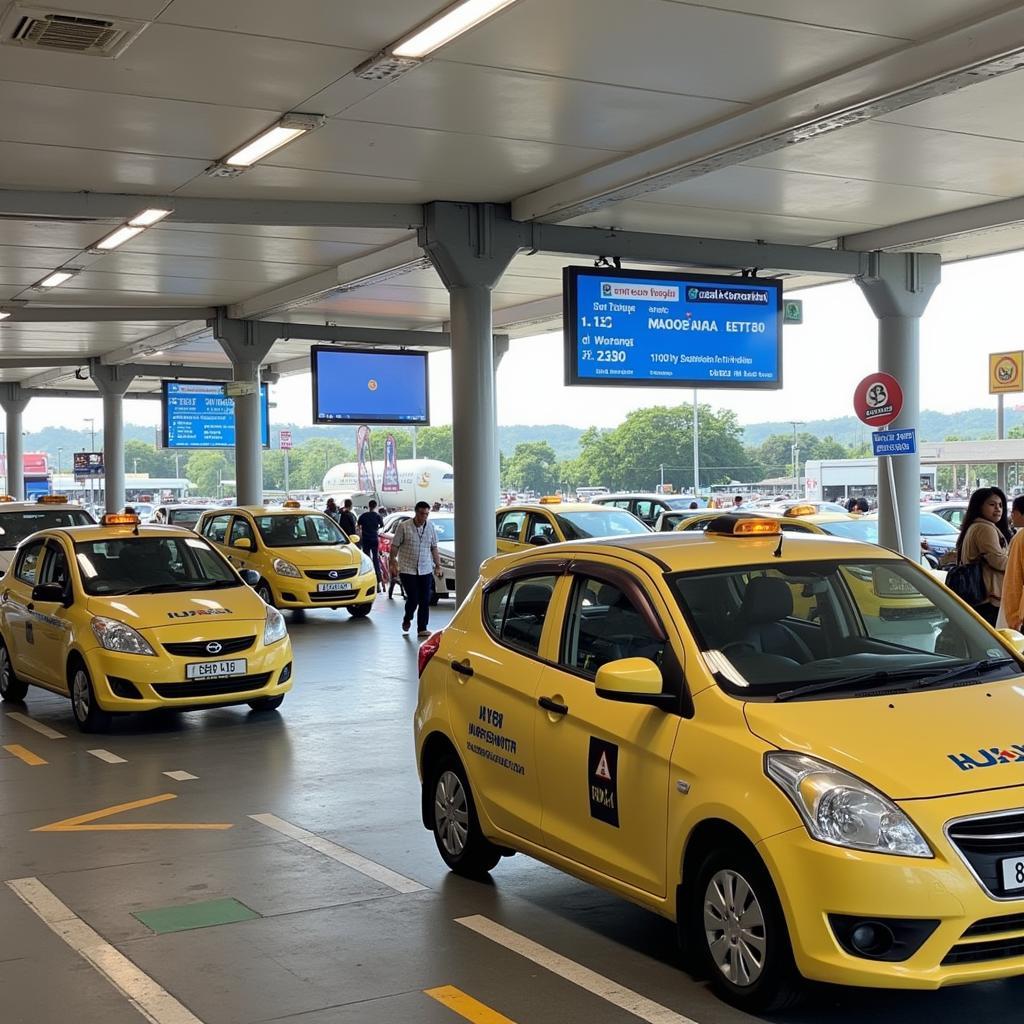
0,267,57,287
164,225,415,246
29,0,169,17
32,282,258,304
129,228,380,266
0,246,82,269
88,251,328,284
0,222,118,250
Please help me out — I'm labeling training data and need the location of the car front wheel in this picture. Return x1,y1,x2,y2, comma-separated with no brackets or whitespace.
249,695,284,712
0,640,27,702
430,756,501,878
71,664,112,733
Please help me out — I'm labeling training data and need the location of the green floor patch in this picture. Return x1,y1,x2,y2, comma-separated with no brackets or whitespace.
133,897,261,934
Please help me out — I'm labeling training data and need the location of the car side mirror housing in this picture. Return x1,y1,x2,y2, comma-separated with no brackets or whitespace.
238,569,260,588
997,628,1024,654
32,582,69,606
595,657,675,709
349,534,361,545
232,537,253,551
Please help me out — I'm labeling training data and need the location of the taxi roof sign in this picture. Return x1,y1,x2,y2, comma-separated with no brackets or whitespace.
101,513,140,526
539,495,562,504
36,495,68,504
0,495,14,502
282,499,301,508
705,514,781,536
783,504,817,518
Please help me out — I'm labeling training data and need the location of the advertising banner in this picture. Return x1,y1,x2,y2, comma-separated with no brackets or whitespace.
356,425,373,492
382,433,400,492
73,451,104,478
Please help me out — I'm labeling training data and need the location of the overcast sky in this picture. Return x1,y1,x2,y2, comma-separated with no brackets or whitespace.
22,248,1021,437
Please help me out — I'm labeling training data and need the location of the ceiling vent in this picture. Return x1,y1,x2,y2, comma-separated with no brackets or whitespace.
1,6,148,57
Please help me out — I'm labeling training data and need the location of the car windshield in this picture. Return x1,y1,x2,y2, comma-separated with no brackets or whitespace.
75,536,238,596
430,517,454,542
554,509,650,539
168,509,202,526
254,513,346,547
672,558,1021,701
803,518,878,542
663,497,699,509
919,511,959,536
0,509,93,550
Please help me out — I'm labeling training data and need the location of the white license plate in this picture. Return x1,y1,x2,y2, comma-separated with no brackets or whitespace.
185,658,247,680
1000,856,1024,892
316,582,352,592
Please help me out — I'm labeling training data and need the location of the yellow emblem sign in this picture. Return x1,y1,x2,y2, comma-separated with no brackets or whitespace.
990,351,1024,394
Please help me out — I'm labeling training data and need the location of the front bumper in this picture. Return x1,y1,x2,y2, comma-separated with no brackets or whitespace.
272,569,377,608
760,786,1024,989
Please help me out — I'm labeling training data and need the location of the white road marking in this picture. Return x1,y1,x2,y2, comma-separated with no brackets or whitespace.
6,876,205,1024
88,748,126,764
4,712,66,740
250,813,427,895
163,770,198,781
456,915,698,1024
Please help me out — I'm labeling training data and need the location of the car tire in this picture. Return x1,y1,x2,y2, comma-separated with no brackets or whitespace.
248,695,284,712
0,640,27,702
686,840,802,1012
346,603,372,618
429,756,502,878
70,663,113,734
255,580,275,607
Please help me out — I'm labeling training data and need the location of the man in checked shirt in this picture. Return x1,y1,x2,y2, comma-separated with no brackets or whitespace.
388,501,442,638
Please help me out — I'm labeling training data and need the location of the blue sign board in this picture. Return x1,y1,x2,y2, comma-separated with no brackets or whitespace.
563,266,782,389
311,348,430,425
871,428,917,457
162,381,270,449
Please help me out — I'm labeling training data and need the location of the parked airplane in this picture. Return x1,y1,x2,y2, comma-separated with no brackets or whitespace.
322,459,453,508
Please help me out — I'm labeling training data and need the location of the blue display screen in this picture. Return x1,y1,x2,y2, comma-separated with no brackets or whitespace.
564,266,782,389
312,347,429,425
162,382,270,449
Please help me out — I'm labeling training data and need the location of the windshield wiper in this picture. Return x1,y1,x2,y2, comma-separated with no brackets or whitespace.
118,580,236,595
909,658,1016,690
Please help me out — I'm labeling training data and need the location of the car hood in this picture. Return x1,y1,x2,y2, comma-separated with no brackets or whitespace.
86,587,267,631
268,544,362,569
744,677,1024,800
438,540,455,556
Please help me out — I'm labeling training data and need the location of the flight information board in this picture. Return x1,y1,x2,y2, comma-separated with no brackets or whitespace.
563,266,782,390
162,381,270,449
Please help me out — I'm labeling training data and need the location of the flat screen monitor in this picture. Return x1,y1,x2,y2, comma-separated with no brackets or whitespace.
162,381,270,449
563,266,782,390
311,347,429,425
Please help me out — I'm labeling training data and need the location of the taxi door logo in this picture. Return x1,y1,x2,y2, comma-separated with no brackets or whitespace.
588,737,619,827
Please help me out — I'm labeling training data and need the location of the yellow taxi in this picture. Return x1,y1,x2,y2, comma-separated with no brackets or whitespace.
415,513,1024,1010
197,501,377,616
496,496,650,553
0,495,94,575
0,513,292,732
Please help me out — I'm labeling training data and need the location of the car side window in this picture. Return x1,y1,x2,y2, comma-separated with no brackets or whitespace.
40,543,70,590
15,540,45,586
611,500,632,511
229,516,255,546
634,500,656,522
484,575,557,656
525,513,556,545
203,514,232,543
562,575,665,677
496,510,525,541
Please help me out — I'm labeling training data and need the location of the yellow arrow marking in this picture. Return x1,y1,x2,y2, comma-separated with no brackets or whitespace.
4,743,47,766
33,793,233,832
424,986,518,1024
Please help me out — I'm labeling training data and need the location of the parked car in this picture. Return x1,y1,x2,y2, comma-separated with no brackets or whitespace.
150,504,207,529
592,492,702,528
379,511,456,603
925,501,969,530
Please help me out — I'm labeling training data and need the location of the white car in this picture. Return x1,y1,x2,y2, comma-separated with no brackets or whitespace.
0,497,95,574
150,504,206,529
381,511,456,601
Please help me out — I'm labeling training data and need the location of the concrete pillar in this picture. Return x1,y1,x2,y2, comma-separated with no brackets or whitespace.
857,252,940,555
0,386,28,499
91,363,136,513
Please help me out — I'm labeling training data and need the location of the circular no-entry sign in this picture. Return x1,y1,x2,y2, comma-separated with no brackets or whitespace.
854,372,903,428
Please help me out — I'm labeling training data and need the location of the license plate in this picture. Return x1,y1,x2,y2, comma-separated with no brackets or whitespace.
185,658,247,680
1000,856,1024,892
316,582,352,592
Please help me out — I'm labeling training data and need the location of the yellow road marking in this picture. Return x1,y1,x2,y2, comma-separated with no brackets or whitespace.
424,986,518,1024
33,793,233,832
4,743,47,766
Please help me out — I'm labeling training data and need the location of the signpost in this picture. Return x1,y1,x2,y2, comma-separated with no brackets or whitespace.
988,352,1023,491
279,430,292,494
783,299,803,325
163,382,270,449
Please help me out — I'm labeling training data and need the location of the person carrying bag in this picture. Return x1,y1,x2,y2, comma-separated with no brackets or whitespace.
950,487,1010,626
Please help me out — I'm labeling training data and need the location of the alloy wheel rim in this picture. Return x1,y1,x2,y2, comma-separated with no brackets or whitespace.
434,770,469,856
703,868,767,987
72,670,90,721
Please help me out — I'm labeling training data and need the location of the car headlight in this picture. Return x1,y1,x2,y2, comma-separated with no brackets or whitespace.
440,555,455,570
359,552,374,575
90,616,155,656
765,752,931,858
263,605,287,646
272,557,301,578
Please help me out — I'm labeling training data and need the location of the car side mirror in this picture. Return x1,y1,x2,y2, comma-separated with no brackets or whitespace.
997,628,1024,654
232,537,253,551
32,582,69,606
595,657,675,709
238,569,260,588
528,535,550,546
349,534,360,545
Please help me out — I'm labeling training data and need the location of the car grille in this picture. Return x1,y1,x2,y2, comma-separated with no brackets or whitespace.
942,934,1024,965
962,912,1024,938
305,568,357,580
152,673,272,699
309,590,358,602
162,636,255,657
947,810,1024,898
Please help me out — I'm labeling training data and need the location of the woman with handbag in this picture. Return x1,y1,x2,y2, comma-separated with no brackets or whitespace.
955,487,1011,626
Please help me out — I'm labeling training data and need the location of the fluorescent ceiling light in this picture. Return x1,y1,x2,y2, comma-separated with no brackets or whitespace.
224,113,325,168
129,208,172,227
37,270,77,289
392,0,519,58
93,224,145,251
0,311,9,321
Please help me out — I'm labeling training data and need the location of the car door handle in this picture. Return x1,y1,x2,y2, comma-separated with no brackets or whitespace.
451,660,474,677
538,696,568,715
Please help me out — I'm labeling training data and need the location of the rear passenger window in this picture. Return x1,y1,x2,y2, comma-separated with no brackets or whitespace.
15,540,45,586
203,515,231,543
484,575,557,656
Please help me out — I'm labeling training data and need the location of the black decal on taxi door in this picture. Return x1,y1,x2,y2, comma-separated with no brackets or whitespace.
588,737,619,827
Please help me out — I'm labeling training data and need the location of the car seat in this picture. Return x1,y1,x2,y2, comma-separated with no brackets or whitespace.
737,576,813,663
503,582,551,649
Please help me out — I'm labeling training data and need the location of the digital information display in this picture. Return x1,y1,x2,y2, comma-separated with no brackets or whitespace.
564,266,782,390
311,347,429,425
162,381,270,449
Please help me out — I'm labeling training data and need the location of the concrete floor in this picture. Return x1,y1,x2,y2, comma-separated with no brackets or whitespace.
3,596,1024,1024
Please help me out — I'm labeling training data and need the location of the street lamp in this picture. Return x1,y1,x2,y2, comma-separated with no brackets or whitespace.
790,421,805,498
57,447,63,493
83,417,96,450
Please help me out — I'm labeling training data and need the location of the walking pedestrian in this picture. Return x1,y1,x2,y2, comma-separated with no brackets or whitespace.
358,499,385,590
956,486,1011,626
324,497,340,523
337,498,358,538
388,501,441,638
998,495,1024,630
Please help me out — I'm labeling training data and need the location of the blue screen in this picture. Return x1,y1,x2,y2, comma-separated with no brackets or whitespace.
163,382,269,449
565,267,782,389
312,348,429,425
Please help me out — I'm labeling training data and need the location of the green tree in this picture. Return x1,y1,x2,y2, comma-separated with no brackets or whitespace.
503,442,560,494
289,438,353,489
186,451,229,497
416,425,454,463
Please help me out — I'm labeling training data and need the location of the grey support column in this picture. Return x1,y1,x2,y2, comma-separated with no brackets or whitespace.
214,314,275,506
0,385,29,499
857,252,940,555
421,204,522,603
91,363,137,513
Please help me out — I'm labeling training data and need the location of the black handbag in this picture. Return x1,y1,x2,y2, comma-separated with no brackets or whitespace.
945,560,987,607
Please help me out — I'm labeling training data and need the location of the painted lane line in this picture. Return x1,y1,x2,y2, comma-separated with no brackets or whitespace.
6,876,205,1024
88,748,127,764
4,711,66,739
3,743,47,766
250,813,427,895
425,985,518,1023
163,771,198,781
456,916,698,1024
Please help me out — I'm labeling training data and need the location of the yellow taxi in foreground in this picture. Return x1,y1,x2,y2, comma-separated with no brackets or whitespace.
415,513,1024,1010
496,496,650,553
0,514,293,732
197,502,377,616
0,495,94,575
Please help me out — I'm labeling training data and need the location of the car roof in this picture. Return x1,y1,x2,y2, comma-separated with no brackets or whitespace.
0,501,89,511
501,502,617,513
44,523,197,542
202,505,328,516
